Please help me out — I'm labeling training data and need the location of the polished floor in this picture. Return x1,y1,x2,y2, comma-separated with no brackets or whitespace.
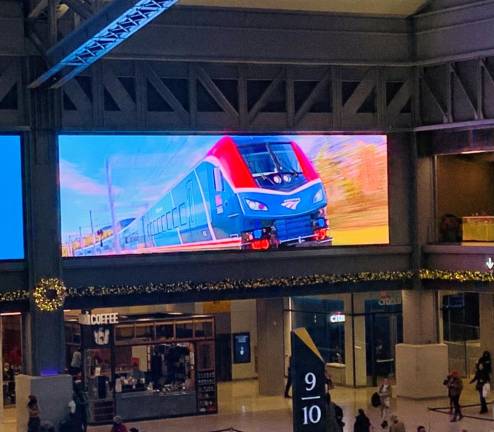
4,380,494,432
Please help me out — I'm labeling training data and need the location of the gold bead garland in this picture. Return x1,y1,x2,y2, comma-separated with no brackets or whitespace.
1,269,494,307
32,277,67,312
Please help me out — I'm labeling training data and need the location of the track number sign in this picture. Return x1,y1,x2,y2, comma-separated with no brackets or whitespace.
291,328,327,432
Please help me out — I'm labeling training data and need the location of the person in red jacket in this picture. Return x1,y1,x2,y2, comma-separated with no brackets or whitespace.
111,416,128,432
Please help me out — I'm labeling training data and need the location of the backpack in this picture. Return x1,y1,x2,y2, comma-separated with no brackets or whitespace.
371,392,381,407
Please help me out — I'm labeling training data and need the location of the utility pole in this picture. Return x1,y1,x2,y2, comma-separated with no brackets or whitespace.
105,158,121,253
89,210,96,255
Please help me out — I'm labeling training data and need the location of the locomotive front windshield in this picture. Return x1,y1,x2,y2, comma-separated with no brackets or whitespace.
239,142,302,176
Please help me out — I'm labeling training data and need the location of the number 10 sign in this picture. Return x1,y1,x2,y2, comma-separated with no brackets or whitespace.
291,328,327,432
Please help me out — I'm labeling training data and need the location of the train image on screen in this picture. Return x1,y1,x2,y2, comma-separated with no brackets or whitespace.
69,136,331,256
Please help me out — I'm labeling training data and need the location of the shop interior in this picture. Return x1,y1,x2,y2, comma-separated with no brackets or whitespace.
1,313,22,409
3,290,484,420
436,152,494,243
64,311,216,423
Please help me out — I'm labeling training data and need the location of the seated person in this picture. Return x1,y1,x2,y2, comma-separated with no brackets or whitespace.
130,363,145,381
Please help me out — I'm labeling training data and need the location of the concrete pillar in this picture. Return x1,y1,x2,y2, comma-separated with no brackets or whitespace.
16,375,73,432
344,293,367,387
479,293,494,354
402,290,438,345
25,67,65,376
256,298,284,396
396,290,448,398
231,300,257,380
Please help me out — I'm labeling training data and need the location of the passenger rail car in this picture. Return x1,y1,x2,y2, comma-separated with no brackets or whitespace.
74,136,331,255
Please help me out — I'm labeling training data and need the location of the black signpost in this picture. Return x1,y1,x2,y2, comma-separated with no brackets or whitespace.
291,328,327,432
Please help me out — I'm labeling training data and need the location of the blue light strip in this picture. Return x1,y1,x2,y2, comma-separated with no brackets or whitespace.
29,0,179,89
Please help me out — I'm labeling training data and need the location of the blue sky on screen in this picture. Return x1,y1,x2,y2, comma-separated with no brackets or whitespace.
0,135,23,260
58,134,385,241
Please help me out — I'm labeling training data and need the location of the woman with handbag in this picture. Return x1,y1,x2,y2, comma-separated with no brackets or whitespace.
470,362,490,414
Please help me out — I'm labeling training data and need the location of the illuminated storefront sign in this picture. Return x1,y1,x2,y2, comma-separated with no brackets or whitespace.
329,313,346,323
79,312,119,325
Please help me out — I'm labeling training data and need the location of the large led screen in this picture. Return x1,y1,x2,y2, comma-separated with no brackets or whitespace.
59,135,388,257
0,136,23,260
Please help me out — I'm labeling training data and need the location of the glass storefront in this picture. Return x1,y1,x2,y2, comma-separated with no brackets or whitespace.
439,291,481,377
64,313,217,424
285,291,403,387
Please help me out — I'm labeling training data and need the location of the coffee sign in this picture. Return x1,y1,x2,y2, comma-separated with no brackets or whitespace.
79,312,119,325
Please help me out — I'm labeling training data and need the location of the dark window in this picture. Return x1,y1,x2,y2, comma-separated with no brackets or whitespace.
179,204,187,226
166,212,172,230
213,167,223,192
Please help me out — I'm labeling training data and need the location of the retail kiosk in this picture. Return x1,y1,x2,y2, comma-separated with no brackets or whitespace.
64,312,217,424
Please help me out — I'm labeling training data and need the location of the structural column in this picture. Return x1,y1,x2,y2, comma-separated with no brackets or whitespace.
344,293,367,387
24,77,65,376
396,290,448,398
256,298,284,396
479,293,494,354
16,61,72,432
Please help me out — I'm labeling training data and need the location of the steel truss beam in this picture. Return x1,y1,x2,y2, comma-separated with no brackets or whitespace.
29,0,179,89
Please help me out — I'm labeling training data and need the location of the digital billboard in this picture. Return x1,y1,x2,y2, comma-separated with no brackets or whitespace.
0,135,23,260
59,135,388,257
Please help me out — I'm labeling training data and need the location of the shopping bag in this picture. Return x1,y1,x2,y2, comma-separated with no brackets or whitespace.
483,382,491,398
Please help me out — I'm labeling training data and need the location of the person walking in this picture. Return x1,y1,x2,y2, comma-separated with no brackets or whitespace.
448,370,464,422
478,351,492,377
470,362,490,414
284,356,292,398
389,415,406,432
27,395,41,432
110,416,128,432
377,377,392,424
353,408,371,432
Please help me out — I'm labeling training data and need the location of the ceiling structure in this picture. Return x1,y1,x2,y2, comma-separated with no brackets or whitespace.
179,0,430,16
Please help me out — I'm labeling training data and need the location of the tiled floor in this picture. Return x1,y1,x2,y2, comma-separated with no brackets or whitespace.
5,380,494,432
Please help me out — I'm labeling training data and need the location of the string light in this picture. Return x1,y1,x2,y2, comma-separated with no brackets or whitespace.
1,269,492,310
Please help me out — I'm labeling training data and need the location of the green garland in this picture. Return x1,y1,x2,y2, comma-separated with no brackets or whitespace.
66,270,415,298
419,269,494,283
1,269,494,307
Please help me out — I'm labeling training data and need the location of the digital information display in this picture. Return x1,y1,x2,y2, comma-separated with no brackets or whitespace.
0,135,23,260
233,332,251,364
59,134,388,257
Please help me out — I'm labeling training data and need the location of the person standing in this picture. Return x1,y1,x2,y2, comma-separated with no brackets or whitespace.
377,377,392,423
389,415,406,432
478,351,492,376
448,371,464,422
284,356,292,398
110,416,127,432
470,362,490,414
353,408,371,432
27,395,41,432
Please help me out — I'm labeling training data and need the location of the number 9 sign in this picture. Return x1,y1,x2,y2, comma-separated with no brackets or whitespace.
291,328,327,432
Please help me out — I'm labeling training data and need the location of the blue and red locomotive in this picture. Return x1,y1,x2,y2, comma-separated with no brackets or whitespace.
74,136,331,255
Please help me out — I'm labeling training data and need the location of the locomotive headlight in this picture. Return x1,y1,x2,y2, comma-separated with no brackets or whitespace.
283,174,292,183
245,199,269,211
313,188,324,203
273,175,282,184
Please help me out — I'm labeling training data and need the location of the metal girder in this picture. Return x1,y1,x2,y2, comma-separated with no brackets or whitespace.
29,0,179,89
